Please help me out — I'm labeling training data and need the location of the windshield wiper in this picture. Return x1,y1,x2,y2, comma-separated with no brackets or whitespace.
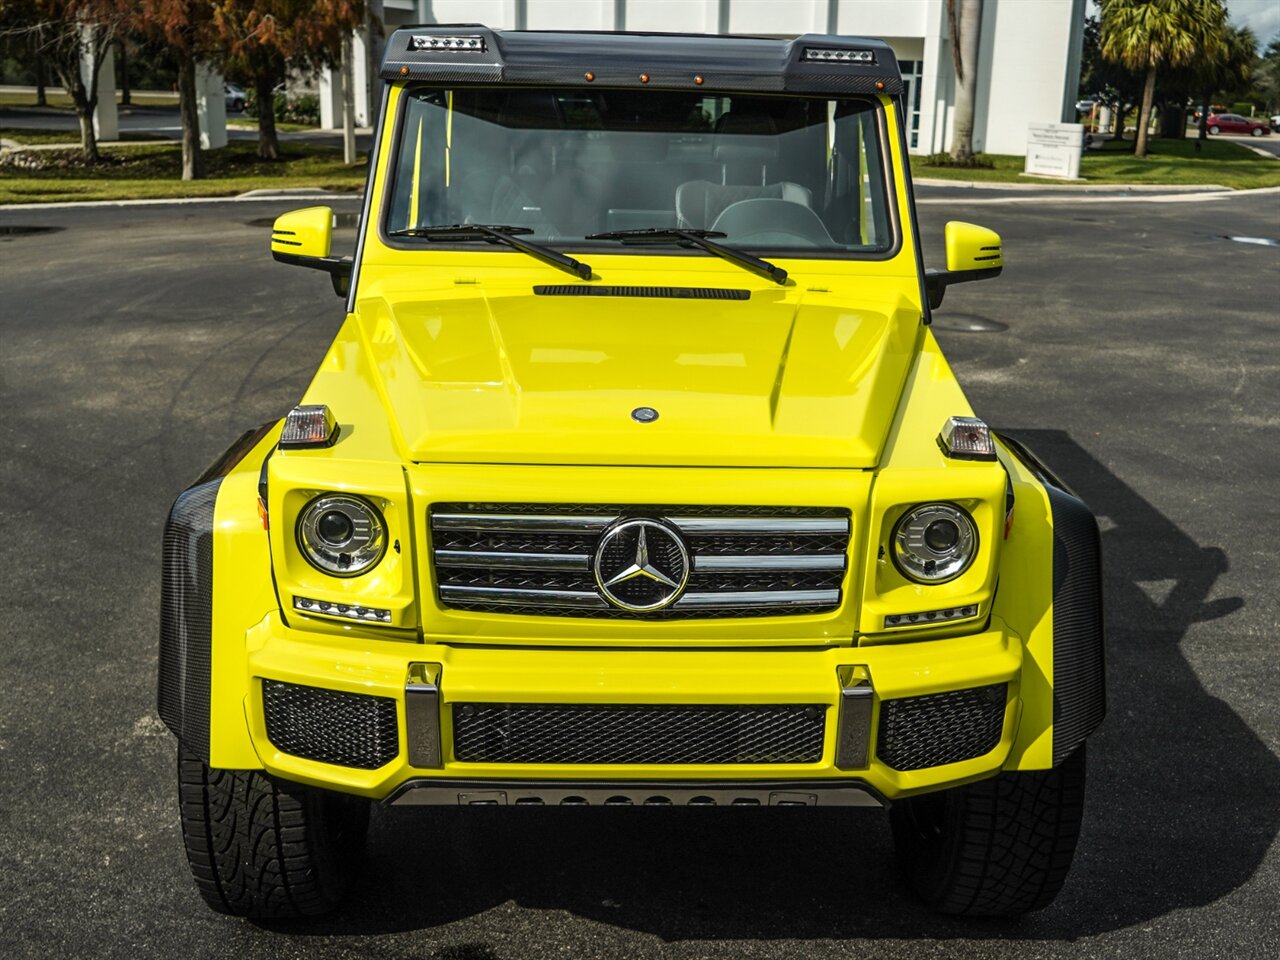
389,224,592,280
585,228,788,285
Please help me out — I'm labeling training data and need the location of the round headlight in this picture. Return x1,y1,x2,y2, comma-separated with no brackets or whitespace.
891,503,977,583
296,494,386,577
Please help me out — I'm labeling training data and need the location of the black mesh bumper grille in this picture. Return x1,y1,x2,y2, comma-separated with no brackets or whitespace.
452,702,827,765
262,680,399,769
876,684,1007,771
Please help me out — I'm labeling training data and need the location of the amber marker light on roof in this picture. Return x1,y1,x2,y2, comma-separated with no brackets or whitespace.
584,71,594,81
400,67,408,75
694,75,704,84
640,73,649,83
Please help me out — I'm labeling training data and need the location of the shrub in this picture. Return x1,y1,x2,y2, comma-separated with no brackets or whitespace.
920,152,996,169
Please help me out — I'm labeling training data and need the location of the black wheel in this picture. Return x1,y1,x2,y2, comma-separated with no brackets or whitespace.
177,746,369,918
890,746,1086,917
1209,125,1220,135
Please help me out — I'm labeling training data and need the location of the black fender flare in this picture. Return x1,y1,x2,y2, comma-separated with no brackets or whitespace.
158,422,276,758
997,434,1106,765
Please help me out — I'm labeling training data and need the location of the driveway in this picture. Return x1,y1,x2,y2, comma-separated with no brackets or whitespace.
1,192,1277,959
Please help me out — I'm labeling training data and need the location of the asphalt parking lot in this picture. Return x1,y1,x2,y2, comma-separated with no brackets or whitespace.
2,187,1279,959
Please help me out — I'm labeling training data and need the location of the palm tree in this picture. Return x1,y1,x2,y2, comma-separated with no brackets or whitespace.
1191,24,1256,152
1099,0,1226,158
946,0,983,164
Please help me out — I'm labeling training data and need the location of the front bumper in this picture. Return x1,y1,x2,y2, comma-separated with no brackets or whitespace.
237,613,1025,804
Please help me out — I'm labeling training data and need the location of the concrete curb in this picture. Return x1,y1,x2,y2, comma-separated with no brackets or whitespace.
913,177,1231,192
0,191,364,212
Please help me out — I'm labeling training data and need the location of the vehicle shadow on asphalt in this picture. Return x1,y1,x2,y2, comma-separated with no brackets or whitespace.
265,430,1273,942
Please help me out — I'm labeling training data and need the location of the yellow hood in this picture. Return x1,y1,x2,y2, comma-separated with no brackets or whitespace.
356,283,920,468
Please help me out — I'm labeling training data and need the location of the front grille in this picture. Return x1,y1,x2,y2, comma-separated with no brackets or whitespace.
262,679,399,770
452,702,827,764
876,684,1007,771
430,503,850,619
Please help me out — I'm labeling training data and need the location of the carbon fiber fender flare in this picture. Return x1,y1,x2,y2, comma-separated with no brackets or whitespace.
996,433,1106,765
157,422,277,759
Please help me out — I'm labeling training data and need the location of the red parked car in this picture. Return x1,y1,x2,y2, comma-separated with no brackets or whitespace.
1202,113,1271,137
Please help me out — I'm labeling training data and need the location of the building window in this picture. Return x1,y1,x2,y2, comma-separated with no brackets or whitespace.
898,59,924,149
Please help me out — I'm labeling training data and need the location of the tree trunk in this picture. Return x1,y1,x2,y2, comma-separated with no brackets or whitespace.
75,104,100,162
1134,64,1157,158
117,39,131,107
1195,86,1211,153
176,51,205,181
949,0,983,164
254,71,280,160
341,32,357,165
34,46,47,107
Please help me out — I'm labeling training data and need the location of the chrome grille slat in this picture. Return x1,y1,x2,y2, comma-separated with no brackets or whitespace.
695,554,846,572
434,550,591,571
675,589,840,609
431,503,850,620
440,585,608,608
667,517,850,535
433,513,614,532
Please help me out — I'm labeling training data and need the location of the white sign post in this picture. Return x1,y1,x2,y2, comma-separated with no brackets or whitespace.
1024,122,1085,179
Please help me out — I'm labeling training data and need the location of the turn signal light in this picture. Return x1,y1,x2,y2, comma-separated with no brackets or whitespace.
937,416,996,461
279,404,339,449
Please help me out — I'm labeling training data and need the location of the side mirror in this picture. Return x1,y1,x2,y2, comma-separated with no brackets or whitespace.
924,221,1003,310
270,206,353,298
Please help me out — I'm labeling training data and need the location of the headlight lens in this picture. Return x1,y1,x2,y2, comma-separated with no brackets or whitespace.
296,494,386,577
892,503,977,583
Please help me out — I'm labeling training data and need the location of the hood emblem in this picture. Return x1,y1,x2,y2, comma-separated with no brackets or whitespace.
631,406,659,423
593,519,689,611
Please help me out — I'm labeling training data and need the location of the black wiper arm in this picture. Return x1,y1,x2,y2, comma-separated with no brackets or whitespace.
389,224,592,280
585,228,787,285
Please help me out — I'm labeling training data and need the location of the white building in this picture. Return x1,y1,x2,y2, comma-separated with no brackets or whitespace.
329,0,1085,157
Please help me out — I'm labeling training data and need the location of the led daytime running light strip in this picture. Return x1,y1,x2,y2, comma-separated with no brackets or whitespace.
885,604,978,628
410,35,485,52
294,596,392,624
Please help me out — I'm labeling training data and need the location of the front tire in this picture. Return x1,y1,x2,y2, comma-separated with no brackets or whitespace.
177,746,369,918
1251,127,1263,137
890,746,1086,917
1209,125,1220,134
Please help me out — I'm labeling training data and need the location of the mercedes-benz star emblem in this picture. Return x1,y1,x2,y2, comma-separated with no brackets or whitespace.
593,518,689,611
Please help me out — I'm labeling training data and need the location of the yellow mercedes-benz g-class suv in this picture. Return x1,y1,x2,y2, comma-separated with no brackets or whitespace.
159,26,1104,920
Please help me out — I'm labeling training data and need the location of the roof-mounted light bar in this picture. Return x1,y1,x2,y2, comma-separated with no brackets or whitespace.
279,404,339,449
410,35,486,52
802,47,876,64
937,416,997,462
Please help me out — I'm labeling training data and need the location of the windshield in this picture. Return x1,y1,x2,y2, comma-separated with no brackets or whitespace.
384,87,895,255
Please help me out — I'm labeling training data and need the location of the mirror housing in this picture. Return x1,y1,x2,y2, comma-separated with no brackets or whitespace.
924,221,1003,310
270,206,353,298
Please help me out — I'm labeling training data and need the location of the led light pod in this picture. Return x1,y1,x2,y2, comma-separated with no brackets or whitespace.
296,494,386,577
294,596,392,624
802,47,876,63
892,503,978,583
937,416,996,461
410,35,485,52
279,404,339,449
885,604,979,628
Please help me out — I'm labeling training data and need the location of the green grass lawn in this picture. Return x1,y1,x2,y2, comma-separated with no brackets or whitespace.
912,137,1280,190
226,119,319,133
0,127,168,145
0,139,365,204
0,90,177,109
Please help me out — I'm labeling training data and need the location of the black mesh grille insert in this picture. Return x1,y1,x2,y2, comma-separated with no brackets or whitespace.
452,702,826,764
876,684,1007,771
262,680,399,770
